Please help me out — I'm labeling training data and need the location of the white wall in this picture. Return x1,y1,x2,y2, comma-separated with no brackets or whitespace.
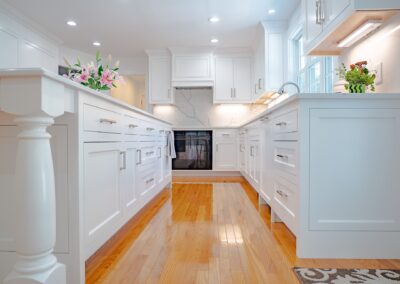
152,88,267,128
0,2,60,72
339,13,400,93
59,47,148,76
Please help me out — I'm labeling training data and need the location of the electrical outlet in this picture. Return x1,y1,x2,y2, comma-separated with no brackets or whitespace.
374,63,383,85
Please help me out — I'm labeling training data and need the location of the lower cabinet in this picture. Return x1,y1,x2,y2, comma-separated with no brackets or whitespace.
83,136,171,259
248,137,261,191
214,130,238,171
120,142,139,221
260,124,273,204
83,142,124,259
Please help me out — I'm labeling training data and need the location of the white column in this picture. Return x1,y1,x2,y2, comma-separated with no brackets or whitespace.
3,115,66,284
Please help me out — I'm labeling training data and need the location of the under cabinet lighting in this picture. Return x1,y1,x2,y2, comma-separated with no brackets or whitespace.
338,20,382,48
209,16,220,23
67,20,77,26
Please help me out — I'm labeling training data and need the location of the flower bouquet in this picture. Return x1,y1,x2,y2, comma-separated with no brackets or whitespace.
337,61,376,93
64,51,122,92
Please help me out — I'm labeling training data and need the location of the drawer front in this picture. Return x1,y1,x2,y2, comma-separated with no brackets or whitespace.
271,109,298,135
83,104,122,134
214,129,237,139
140,145,157,163
124,115,145,135
137,162,157,197
273,141,298,180
272,176,297,235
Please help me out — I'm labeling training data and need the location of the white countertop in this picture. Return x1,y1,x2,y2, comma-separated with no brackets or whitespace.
239,92,400,127
0,68,171,125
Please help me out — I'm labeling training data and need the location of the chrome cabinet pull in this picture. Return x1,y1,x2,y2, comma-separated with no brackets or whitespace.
276,189,288,198
230,88,234,98
120,151,126,170
222,133,230,137
100,118,117,124
128,124,138,128
146,178,154,184
276,154,289,160
258,78,262,90
146,127,154,131
146,151,154,156
158,147,162,158
136,149,142,165
275,122,287,127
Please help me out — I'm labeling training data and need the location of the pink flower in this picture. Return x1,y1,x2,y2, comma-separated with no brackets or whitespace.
74,70,90,83
100,69,114,88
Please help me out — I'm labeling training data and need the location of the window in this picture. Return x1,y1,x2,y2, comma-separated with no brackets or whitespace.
291,30,336,93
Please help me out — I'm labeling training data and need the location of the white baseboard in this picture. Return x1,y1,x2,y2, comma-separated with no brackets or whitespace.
172,170,242,177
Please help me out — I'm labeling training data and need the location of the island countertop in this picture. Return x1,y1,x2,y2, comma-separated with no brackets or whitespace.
0,68,171,125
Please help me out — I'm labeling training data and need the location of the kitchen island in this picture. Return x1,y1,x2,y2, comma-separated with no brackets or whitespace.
239,93,400,259
0,68,172,284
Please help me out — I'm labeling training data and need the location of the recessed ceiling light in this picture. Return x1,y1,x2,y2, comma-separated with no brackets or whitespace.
93,41,101,46
268,9,276,14
211,38,219,43
67,20,77,26
209,16,220,23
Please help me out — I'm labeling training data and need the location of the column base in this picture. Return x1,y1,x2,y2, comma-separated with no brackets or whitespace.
3,263,66,284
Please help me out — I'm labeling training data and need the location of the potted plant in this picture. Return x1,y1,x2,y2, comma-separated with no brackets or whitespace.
63,51,122,92
337,61,376,93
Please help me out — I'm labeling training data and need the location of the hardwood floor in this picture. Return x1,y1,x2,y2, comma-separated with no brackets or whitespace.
86,177,400,283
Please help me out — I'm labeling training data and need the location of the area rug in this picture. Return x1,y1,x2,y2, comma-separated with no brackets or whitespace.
293,268,400,283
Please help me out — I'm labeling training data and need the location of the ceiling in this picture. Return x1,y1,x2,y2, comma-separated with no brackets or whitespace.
5,0,300,57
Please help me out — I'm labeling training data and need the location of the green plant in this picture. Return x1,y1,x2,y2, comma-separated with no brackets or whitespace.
337,61,376,92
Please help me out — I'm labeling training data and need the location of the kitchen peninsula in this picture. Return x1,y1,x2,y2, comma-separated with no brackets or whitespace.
0,68,172,284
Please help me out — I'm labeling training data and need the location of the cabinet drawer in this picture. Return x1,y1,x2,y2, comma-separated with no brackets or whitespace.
124,115,145,135
272,176,297,235
83,104,122,134
273,141,298,181
137,162,157,197
139,145,157,164
271,109,298,135
214,129,237,139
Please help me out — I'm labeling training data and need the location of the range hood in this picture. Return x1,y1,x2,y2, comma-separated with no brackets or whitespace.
169,47,215,88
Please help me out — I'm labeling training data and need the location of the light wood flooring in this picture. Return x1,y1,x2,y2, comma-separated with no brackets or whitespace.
85,177,400,283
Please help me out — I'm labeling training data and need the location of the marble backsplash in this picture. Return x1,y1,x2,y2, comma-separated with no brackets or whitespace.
152,88,267,128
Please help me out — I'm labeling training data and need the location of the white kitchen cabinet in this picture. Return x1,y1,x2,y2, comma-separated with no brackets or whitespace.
238,131,247,174
147,53,173,104
259,121,273,204
171,53,214,85
248,136,261,191
253,22,285,99
214,130,238,170
120,142,139,221
162,136,172,181
214,56,252,103
304,0,400,55
83,142,124,259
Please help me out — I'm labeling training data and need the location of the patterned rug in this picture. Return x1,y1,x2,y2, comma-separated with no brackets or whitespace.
293,268,400,283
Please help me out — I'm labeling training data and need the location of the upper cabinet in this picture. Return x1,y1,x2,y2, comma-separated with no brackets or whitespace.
170,48,214,87
147,50,173,105
304,0,400,55
214,54,252,103
253,22,286,100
